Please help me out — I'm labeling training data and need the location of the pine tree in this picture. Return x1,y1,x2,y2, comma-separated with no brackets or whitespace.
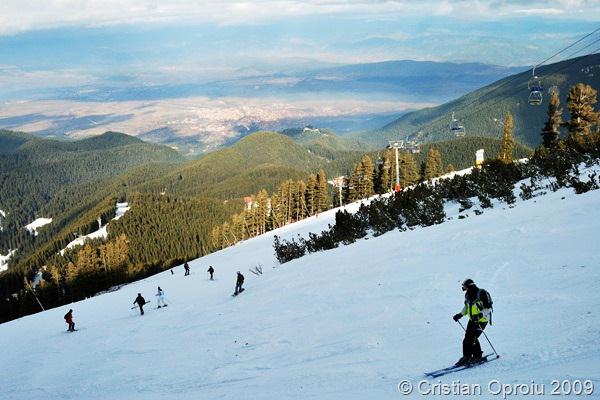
419,161,426,183
293,180,307,222
306,174,318,216
498,112,514,163
376,150,392,194
316,170,329,212
425,148,443,180
255,189,270,235
270,192,284,229
564,83,598,145
399,153,419,188
359,155,375,198
446,164,455,173
541,92,563,148
347,161,362,202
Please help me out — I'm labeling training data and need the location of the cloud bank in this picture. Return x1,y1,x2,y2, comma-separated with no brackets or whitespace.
1,0,598,35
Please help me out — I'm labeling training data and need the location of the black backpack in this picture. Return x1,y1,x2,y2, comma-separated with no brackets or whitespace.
478,288,493,324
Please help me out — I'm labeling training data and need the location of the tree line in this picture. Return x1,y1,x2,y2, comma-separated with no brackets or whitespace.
274,82,600,264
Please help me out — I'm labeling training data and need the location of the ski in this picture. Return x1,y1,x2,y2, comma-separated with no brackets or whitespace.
130,301,151,310
425,354,499,378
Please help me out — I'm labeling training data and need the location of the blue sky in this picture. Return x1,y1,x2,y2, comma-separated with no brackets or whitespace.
0,1,599,93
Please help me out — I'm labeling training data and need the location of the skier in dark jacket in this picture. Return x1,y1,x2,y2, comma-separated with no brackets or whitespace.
64,309,75,331
208,266,215,280
453,278,492,366
184,261,190,276
134,293,146,315
234,271,245,295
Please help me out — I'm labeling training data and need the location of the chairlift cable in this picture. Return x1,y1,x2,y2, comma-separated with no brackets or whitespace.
534,27,600,69
465,47,600,121
399,27,600,140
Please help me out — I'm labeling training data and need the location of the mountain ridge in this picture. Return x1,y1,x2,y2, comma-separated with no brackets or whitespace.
363,53,600,147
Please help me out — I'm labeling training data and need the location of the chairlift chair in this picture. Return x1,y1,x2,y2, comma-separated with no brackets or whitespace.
450,112,466,137
528,68,544,106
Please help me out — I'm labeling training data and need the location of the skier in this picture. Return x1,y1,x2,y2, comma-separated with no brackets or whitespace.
207,266,215,280
234,271,245,295
156,286,167,308
133,293,147,315
184,261,190,276
453,278,492,366
64,309,75,331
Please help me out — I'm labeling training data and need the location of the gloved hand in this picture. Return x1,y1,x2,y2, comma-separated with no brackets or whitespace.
453,313,462,321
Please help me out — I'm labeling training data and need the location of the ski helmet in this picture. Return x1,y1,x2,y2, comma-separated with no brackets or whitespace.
461,278,475,291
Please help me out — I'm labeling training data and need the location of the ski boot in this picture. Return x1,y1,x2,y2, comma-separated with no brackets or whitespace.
454,356,471,366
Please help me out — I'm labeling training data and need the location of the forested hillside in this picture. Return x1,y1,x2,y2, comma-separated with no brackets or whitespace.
0,131,184,253
364,53,600,147
133,131,366,199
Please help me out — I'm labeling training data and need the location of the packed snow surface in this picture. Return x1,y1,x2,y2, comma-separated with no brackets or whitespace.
60,202,130,254
1,179,599,399
24,217,52,236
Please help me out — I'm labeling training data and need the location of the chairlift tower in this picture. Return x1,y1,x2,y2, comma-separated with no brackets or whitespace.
329,176,346,208
388,141,403,192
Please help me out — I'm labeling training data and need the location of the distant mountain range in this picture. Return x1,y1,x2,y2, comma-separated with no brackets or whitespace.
362,54,600,147
0,59,523,155
7,60,524,104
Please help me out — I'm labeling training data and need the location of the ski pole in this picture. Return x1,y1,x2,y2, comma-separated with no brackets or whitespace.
457,320,499,357
479,329,499,357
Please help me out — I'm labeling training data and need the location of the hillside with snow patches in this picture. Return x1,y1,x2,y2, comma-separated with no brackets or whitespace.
60,202,130,255
1,166,600,399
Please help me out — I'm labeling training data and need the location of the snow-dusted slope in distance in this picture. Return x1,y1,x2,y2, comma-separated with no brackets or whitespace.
24,217,52,236
1,174,599,399
60,202,130,255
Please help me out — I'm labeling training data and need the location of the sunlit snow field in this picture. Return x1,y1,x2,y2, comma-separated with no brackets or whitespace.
2,170,600,399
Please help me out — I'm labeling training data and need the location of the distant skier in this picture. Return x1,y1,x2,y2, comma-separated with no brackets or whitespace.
170,268,174,275
184,261,190,276
208,266,215,280
133,293,147,315
64,309,75,331
156,286,167,308
234,271,245,295
453,278,493,366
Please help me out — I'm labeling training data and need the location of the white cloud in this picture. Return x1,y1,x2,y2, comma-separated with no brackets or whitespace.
0,0,597,35
513,8,565,15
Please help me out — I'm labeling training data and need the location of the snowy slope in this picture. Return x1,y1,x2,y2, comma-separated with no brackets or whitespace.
1,179,600,399
60,202,130,255
24,217,52,236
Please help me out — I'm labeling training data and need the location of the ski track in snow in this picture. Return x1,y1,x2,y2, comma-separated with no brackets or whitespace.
1,170,600,399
